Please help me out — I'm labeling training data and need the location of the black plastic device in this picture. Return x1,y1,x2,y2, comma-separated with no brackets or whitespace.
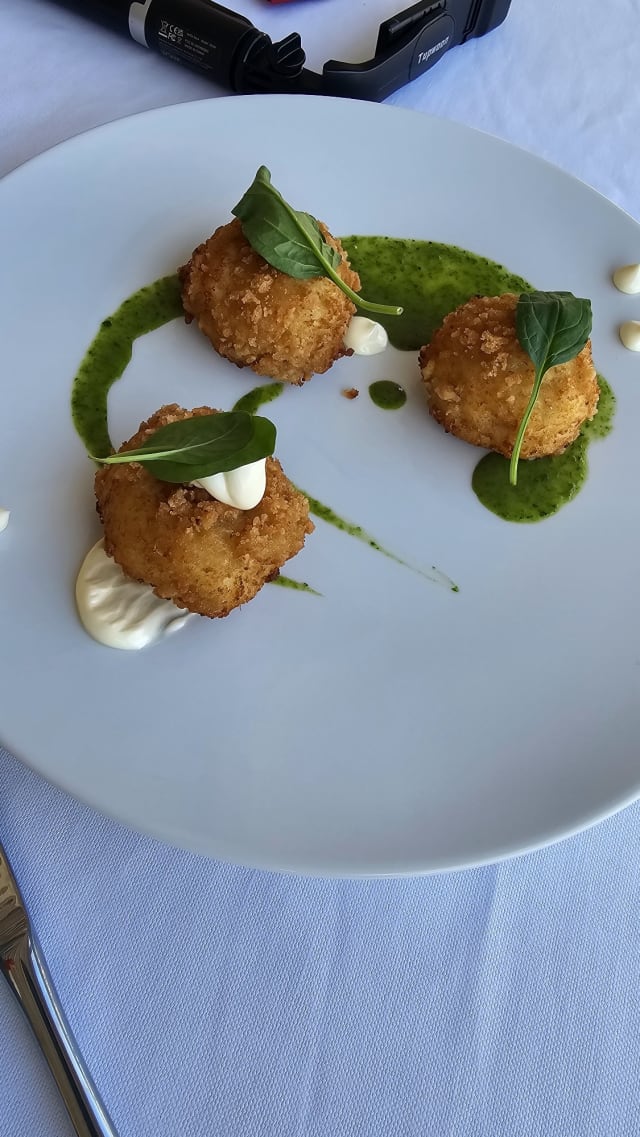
50,0,512,101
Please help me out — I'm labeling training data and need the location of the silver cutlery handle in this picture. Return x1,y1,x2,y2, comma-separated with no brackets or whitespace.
3,935,118,1137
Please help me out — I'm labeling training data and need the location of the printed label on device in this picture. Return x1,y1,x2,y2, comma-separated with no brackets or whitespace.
410,14,455,79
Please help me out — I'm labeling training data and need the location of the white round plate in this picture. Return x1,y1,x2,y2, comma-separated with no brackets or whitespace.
1,97,638,876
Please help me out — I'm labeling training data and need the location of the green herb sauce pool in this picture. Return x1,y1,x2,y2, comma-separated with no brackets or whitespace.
342,236,530,351
368,381,406,410
472,377,615,522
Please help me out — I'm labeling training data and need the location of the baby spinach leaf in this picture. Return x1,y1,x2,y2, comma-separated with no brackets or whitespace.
510,291,592,485
94,412,276,484
232,166,402,317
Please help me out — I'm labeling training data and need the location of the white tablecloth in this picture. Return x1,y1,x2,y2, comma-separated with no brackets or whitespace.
2,2,640,1135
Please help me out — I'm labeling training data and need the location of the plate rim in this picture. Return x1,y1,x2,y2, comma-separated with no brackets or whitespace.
1,94,638,877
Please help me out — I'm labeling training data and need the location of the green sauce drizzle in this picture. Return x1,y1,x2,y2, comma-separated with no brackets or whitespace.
341,236,529,351
368,380,406,410
299,489,457,591
472,377,615,522
271,576,321,596
71,274,183,457
232,383,284,415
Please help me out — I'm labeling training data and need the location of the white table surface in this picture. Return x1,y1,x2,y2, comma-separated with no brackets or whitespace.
2,2,640,1135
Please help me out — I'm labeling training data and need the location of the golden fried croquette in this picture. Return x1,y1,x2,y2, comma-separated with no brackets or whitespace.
419,293,599,459
179,218,360,386
95,404,313,619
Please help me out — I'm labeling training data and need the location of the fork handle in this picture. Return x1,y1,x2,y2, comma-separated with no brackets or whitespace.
2,936,118,1137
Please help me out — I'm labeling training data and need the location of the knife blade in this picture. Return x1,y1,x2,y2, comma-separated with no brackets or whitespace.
0,840,119,1137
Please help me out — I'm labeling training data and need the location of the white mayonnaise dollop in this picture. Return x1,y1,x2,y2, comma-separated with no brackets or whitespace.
343,316,388,356
612,263,640,294
0,508,9,533
76,540,192,650
192,458,266,510
619,320,640,351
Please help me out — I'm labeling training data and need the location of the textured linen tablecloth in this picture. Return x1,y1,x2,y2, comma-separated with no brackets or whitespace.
2,2,640,1134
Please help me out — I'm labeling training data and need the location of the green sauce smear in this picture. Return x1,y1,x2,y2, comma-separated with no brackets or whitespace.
298,489,457,591
232,383,284,415
369,380,406,411
342,236,529,351
272,576,321,596
472,377,616,522
71,274,183,457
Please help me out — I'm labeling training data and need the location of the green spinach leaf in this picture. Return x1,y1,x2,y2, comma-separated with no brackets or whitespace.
510,291,592,485
93,412,276,484
233,166,402,317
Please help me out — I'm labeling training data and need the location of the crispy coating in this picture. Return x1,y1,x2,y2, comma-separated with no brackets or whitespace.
179,218,360,386
419,293,599,459
94,405,314,619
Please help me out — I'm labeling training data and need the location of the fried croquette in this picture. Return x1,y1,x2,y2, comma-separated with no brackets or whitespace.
419,293,599,459
94,405,314,619
179,218,361,386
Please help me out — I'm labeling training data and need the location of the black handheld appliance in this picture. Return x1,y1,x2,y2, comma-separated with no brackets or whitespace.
51,0,512,101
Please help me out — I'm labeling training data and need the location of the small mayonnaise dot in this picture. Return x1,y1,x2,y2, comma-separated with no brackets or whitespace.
612,263,640,295
619,320,640,351
192,458,266,510
343,316,388,356
0,508,10,533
